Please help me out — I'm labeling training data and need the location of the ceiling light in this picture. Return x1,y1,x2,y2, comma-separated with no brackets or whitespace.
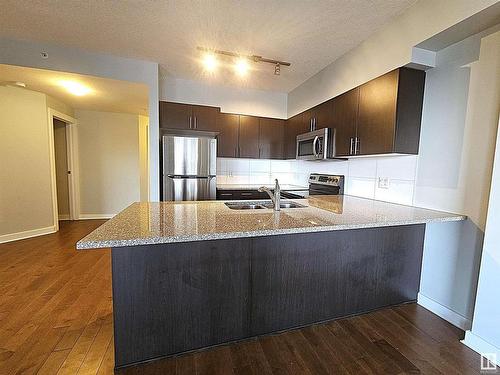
202,53,217,72
234,58,249,76
274,63,281,75
59,80,91,96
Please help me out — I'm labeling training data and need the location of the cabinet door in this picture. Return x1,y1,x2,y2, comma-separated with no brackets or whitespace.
216,113,239,157
238,115,260,158
357,70,399,155
159,101,192,129
332,87,359,156
192,105,219,131
313,100,333,130
302,109,314,132
259,118,284,159
284,113,307,159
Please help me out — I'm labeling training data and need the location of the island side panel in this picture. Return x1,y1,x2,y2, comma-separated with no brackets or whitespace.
111,239,252,368
250,224,425,335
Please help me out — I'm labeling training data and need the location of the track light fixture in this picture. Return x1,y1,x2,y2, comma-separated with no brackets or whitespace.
197,47,290,76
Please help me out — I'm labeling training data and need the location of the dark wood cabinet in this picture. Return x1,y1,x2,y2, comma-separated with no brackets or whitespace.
356,68,425,155
159,102,192,130
332,87,359,156
216,113,239,157
159,101,218,131
159,67,424,161
284,113,307,159
216,189,269,200
259,118,284,159
311,99,334,130
191,105,218,131
238,115,260,158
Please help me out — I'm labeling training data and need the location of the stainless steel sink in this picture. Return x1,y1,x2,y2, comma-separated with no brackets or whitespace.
225,201,306,210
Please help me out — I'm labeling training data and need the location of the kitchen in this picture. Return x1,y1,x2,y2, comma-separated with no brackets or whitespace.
1,1,500,374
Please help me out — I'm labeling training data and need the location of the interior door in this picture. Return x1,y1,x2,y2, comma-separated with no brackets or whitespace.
216,113,239,157
332,87,359,156
357,70,399,155
259,118,284,159
159,102,192,129
238,115,260,158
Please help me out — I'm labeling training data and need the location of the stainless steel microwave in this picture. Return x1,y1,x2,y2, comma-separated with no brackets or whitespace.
296,128,336,160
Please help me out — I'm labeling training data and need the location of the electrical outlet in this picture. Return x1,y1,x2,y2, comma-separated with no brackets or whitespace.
378,177,390,189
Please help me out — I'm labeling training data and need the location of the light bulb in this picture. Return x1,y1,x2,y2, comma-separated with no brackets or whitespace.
202,53,217,72
59,80,91,96
234,58,249,76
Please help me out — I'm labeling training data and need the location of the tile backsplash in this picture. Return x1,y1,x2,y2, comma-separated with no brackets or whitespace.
217,155,418,205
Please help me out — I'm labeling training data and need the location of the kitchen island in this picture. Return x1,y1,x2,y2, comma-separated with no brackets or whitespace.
77,195,465,369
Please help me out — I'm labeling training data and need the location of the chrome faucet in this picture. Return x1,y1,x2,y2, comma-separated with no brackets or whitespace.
259,179,281,211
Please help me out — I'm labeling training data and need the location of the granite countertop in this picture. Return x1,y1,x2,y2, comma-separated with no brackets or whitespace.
216,184,308,191
76,195,466,249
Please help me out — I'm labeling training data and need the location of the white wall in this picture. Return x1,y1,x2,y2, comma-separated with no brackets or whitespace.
138,115,150,202
416,28,500,328
463,117,500,365
160,76,287,119
0,86,55,242
287,0,497,117
217,155,417,205
76,110,141,217
0,38,160,200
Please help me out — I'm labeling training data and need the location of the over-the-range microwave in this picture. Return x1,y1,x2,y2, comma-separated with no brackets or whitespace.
296,128,336,160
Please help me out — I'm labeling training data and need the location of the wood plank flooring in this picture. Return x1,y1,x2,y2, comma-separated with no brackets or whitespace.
0,220,494,375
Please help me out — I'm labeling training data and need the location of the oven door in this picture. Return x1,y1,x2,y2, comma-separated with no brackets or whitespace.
296,128,329,160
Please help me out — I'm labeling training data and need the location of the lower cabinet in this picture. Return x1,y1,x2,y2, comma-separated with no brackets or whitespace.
216,189,269,200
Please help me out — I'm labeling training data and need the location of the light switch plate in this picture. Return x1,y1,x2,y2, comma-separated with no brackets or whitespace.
378,177,390,189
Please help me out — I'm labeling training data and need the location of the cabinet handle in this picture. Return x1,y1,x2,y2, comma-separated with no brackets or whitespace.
310,118,313,132
313,118,316,131
194,116,197,129
219,193,232,196
355,137,360,154
349,138,354,155
189,116,192,129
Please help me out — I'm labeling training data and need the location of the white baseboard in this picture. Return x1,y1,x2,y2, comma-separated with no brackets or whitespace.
417,293,472,330
462,331,500,367
58,214,70,220
78,213,115,220
0,226,57,244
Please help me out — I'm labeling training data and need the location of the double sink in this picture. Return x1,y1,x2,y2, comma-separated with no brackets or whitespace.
225,201,306,210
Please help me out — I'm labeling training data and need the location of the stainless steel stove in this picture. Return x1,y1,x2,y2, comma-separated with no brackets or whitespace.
308,173,345,195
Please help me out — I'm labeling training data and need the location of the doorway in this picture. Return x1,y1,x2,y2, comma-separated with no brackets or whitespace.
48,109,79,231
53,118,71,221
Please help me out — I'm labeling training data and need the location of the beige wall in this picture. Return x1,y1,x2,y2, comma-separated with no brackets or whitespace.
76,109,141,216
46,95,75,117
138,115,149,202
0,86,55,240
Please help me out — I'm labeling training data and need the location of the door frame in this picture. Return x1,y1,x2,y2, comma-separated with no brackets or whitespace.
47,108,80,231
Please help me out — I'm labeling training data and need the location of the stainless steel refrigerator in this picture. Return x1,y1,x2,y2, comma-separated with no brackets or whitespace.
162,134,217,201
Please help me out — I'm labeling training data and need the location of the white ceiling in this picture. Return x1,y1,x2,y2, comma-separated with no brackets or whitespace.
0,0,418,93
0,64,149,115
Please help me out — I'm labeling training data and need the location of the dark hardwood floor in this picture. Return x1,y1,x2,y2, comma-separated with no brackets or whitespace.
0,220,493,374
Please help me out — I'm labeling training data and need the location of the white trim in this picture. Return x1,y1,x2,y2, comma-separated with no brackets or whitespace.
0,226,57,244
78,214,115,220
462,331,500,367
47,108,80,229
417,293,472,330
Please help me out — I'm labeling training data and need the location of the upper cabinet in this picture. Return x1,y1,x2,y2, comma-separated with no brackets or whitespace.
331,87,359,156
355,68,425,155
259,118,284,159
216,113,239,158
239,115,260,158
160,66,425,160
159,101,218,130
284,113,307,159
